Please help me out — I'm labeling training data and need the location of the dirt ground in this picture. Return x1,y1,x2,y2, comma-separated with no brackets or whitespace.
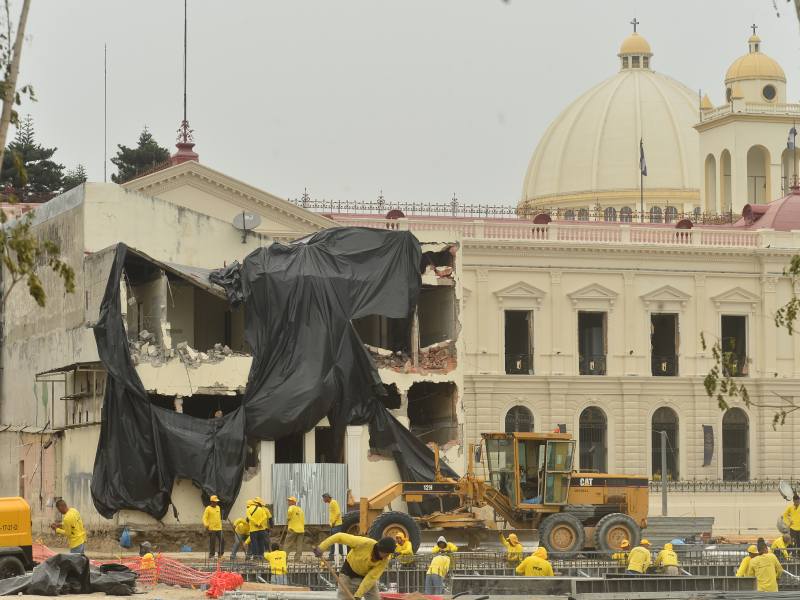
16,584,207,600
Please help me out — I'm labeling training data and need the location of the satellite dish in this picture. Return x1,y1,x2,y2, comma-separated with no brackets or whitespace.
779,480,795,501
232,211,262,243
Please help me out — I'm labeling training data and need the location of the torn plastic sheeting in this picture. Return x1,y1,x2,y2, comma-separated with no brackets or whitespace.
0,553,94,596
91,244,245,520
92,229,456,520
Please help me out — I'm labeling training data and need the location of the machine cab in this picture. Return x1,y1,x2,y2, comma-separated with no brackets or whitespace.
482,432,575,509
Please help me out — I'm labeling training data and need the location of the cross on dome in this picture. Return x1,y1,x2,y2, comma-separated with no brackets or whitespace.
630,17,639,33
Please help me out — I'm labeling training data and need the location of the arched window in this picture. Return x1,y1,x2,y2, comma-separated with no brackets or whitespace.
746,145,770,203
579,407,607,473
577,208,590,221
722,408,749,481
620,207,633,223
564,210,575,221
664,206,678,223
603,207,617,222
649,206,663,223
705,154,717,212
721,149,732,213
652,407,679,481
505,405,533,433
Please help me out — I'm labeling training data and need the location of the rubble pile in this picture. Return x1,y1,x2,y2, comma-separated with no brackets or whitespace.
365,344,412,370
129,330,242,367
420,339,455,371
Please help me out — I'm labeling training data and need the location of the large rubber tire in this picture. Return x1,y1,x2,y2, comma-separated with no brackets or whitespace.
564,504,597,521
594,513,641,554
0,556,25,580
366,511,422,553
341,511,361,536
539,513,585,559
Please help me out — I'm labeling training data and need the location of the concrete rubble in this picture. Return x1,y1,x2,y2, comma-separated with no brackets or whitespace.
129,336,243,368
364,339,455,373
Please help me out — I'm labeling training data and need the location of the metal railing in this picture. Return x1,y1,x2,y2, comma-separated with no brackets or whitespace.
579,354,607,375
649,478,800,492
651,355,678,376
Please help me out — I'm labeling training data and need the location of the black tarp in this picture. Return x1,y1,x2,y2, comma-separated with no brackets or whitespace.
0,554,137,596
92,228,456,520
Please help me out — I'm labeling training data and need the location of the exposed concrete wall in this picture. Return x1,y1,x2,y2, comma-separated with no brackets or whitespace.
137,356,251,396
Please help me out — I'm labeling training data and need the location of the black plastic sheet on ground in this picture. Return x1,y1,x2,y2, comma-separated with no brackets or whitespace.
92,228,456,520
0,553,137,596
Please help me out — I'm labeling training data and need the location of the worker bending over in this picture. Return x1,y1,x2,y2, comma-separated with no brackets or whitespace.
202,495,224,558
499,532,523,564
626,539,652,574
50,498,86,554
286,496,306,560
247,498,271,558
265,542,288,585
231,517,249,560
783,493,800,552
515,547,553,577
393,533,414,565
425,553,450,594
612,540,630,567
322,493,343,560
771,533,791,561
432,536,458,554
736,545,759,577
654,542,680,575
747,539,784,592
314,534,396,600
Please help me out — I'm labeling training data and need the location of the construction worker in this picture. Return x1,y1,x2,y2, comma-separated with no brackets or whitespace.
286,496,306,561
265,542,288,585
322,493,342,560
314,533,396,600
515,547,554,577
612,540,630,567
626,539,652,574
202,495,224,558
425,552,450,594
432,536,458,554
231,516,249,560
782,493,800,551
393,533,414,565
771,533,791,562
50,498,86,554
247,498,270,559
736,545,759,577
748,539,784,592
499,532,523,564
654,542,680,575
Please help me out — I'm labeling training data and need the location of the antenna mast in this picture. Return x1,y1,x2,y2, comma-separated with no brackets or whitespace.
104,43,107,182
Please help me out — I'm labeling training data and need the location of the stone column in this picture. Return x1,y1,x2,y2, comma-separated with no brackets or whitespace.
623,272,637,375
303,429,315,464
476,269,492,372
260,440,275,504
761,276,778,376
550,271,564,375
345,426,363,499
693,274,707,377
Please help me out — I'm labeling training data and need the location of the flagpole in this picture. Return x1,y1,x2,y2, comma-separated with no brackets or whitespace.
640,138,644,223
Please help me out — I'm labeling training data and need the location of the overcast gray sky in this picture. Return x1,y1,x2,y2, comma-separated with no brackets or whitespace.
18,0,800,206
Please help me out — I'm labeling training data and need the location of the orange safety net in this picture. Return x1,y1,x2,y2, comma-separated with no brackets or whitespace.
33,543,229,591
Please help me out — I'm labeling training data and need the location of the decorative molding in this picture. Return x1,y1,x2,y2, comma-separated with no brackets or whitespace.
567,283,618,310
761,276,778,293
551,271,562,285
477,269,489,282
694,274,706,286
710,286,760,310
640,285,691,310
493,281,547,308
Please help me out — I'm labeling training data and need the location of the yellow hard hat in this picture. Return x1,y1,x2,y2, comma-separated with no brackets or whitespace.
747,545,758,554
664,543,673,550
640,539,651,546
620,539,630,549
287,496,297,503
395,532,405,542
254,497,265,505
508,533,519,544
534,546,547,559
246,498,255,506
210,495,219,502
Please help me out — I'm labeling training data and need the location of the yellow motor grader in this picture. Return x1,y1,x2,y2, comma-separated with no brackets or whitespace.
343,431,648,558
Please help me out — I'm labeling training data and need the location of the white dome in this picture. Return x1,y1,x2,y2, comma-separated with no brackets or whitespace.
521,64,700,208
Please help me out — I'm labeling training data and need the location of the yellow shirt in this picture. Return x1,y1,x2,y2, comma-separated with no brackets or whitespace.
500,535,523,562
328,499,342,527
202,505,222,531
432,542,458,554
515,555,554,577
771,537,789,560
736,556,753,577
287,505,305,533
427,555,450,576
265,550,287,575
626,546,651,573
783,503,800,530
395,540,414,563
248,505,271,532
749,552,783,592
654,549,678,568
612,551,629,567
234,518,249,537
319,533,391,598
55,508,86,550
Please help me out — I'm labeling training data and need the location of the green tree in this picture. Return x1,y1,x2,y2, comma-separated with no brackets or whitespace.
62,164,87,192
110,127,170,183
0,115,65,196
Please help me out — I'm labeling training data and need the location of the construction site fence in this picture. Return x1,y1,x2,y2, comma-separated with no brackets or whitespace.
649,478,800,493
